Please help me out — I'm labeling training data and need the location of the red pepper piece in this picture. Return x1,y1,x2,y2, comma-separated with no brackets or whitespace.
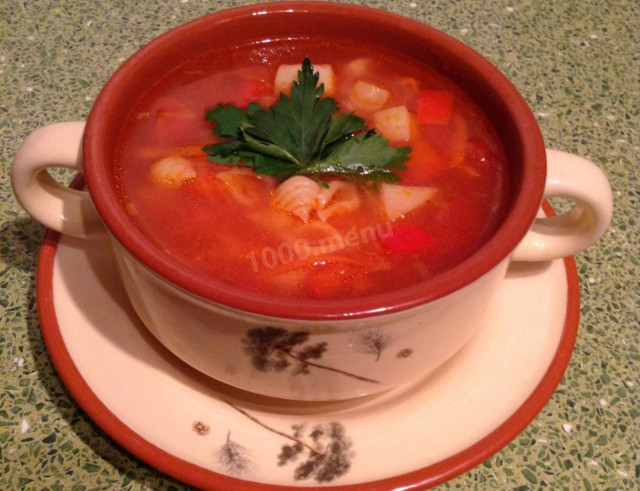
417,90,454,125
383,224,437,255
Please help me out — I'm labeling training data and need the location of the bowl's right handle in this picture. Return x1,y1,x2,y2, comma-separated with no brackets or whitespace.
512,148,613,261
11,121,104,237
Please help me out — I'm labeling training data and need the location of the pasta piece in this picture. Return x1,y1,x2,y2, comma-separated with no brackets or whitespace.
381,183,438,221
315,181,360,222
272,176,360,223
274,63,336,96
272,176,319,222
150,156,196,186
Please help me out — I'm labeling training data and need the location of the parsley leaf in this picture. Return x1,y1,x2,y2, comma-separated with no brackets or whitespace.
204,58,409,183
301,131,410,178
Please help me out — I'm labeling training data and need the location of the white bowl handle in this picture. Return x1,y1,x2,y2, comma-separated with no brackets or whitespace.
11,121,104,237
512,148,613,261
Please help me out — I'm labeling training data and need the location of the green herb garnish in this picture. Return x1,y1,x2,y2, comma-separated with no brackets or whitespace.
203,58,410,183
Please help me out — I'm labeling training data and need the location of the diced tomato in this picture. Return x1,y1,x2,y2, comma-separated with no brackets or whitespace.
399,140,448,183
417,90,454,125
382,224,437,255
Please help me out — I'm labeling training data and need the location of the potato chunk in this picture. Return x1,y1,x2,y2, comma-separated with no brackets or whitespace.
381,183,437,221
351,80,390,112
372,106,414,142
343,58,374,77
274,63,336,96
150,156,196,186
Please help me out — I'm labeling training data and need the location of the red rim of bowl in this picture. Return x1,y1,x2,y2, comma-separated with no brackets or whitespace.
36,200,579,490
83,2,546,320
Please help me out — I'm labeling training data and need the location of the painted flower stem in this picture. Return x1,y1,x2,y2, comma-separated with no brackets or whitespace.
226,401,325,457
280,349,381,384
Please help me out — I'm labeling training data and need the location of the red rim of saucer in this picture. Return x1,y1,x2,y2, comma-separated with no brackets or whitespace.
36,196,579,490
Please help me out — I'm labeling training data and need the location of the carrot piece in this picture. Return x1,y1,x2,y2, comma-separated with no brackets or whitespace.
417,90,454,125
308,265,349,298
382,224,437,255
399,140,448,183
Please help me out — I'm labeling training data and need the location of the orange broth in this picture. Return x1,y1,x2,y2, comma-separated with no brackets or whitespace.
115,38,509,300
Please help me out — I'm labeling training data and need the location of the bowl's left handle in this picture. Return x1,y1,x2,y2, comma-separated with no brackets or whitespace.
11,121,105,237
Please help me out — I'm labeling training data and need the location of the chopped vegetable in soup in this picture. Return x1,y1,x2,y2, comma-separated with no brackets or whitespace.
116,38,509,300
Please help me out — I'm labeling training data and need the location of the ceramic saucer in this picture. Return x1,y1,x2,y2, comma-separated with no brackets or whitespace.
36,216,579,490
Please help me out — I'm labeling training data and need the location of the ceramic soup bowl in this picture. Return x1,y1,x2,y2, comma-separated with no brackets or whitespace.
11,2,612,401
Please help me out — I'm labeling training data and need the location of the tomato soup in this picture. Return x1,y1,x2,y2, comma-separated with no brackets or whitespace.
115,38,509,300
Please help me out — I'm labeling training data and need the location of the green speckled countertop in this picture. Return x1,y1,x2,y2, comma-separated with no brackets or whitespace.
1,0,638,489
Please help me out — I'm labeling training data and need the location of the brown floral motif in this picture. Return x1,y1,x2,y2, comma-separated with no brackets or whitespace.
192,420,210,436
215,430,252,477
242,326,380,383
396,348,414,358
228,402,353,483
278,422,353,483
351,327,391,361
